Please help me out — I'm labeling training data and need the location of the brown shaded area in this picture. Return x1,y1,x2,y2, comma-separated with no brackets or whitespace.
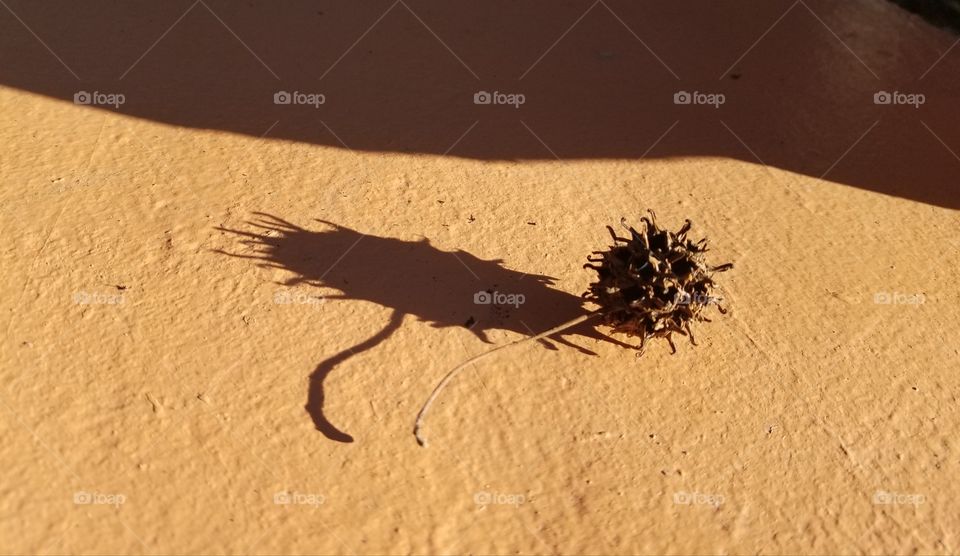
1,0,959,207
888,0,960,32
216,213,627,441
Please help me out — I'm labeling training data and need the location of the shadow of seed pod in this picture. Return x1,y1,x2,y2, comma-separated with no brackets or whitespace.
414,212,733,447
583,210,733,355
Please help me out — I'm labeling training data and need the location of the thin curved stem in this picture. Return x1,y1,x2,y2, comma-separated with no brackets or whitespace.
414,310,602,447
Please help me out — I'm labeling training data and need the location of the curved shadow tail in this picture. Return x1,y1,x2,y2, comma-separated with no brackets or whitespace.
306,310,405,442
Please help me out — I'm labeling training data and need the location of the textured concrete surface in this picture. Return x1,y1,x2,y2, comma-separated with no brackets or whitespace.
1,1,959,554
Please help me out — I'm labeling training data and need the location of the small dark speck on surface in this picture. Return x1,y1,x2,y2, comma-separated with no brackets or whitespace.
464,316,476,328
730,73,741,80
527,221,536,225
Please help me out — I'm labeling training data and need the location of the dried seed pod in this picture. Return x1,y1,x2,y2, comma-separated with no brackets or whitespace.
583,210,732,354
415,213,733,447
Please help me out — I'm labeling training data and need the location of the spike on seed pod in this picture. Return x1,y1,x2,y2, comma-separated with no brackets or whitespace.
582,210,733,355
414,212,733,447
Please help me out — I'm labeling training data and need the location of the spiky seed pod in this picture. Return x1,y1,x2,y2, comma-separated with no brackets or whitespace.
415,214,733,446
583,210,733,354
